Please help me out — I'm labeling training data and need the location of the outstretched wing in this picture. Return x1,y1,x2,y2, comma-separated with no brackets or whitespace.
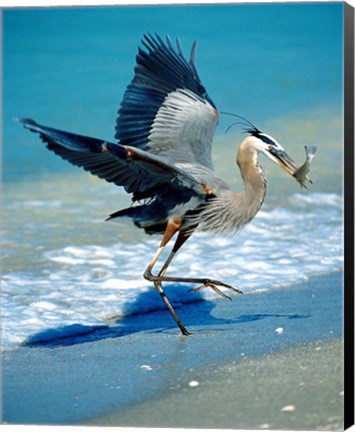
115,33,218,169
16,118,208,199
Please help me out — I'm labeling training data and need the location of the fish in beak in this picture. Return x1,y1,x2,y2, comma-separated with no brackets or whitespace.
266,145,298,176
292,145,318,188
267,144,317,188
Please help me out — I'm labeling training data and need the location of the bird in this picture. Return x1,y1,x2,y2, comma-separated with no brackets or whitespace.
17,33,305,336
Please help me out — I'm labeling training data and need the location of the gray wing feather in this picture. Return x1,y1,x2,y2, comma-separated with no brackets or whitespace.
50,141,207,196
17,117,208,198
116,34,218,170
148,89,217,169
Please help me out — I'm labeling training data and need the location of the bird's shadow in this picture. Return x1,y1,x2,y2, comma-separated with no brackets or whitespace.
23,286,211,348
23,285,309,349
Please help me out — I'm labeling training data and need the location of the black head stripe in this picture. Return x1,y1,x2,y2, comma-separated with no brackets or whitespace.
253,132,277,146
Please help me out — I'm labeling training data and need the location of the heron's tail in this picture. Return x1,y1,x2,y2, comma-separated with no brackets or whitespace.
106,205,167,235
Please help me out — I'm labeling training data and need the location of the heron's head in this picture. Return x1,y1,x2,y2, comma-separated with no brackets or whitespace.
223,113,298,177
239,131,298,177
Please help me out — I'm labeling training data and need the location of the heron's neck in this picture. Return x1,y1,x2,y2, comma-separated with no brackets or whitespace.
237,148,267,218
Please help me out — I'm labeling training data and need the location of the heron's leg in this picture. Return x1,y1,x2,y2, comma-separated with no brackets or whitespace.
156,230,191,278
144,220,191,336
153,231,243,298
144,225,242,335
144,219,182,280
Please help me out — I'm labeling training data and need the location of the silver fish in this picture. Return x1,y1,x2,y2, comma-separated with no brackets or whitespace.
293,145,317,188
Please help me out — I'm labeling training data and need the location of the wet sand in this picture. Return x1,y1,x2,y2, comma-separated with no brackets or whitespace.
94,338,344,430
2,271,344,429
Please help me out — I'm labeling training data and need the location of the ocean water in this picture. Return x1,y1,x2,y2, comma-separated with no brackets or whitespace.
2,3,344,351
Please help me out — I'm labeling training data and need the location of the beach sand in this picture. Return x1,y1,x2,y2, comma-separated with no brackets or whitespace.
94,338,344,430
2,271,344,429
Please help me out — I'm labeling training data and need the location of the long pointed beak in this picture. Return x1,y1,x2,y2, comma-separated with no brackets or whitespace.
269,148,298,176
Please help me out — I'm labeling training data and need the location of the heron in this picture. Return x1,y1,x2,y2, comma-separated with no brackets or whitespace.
17,33,310,336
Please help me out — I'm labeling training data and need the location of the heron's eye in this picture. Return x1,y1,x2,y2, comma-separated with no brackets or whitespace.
268,145,274,151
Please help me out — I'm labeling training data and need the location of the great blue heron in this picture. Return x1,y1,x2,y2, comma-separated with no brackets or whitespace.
17,33,310,336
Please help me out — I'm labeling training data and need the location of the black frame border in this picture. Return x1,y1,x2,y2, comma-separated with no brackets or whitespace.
344,1,354,429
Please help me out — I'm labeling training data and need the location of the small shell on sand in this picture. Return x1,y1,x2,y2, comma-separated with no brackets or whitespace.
281,404,296,412
140,365,152,371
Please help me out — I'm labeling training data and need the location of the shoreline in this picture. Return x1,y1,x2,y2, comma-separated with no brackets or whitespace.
2,271,343,428
92,337,344,430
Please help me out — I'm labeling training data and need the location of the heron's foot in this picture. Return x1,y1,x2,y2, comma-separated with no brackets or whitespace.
190,279,243,300
181,328,193,336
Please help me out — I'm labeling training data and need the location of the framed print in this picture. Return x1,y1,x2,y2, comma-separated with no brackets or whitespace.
1,1,354,429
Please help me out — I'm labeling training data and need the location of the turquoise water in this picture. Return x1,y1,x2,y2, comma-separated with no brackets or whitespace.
2,4,344,350
3,3,343,180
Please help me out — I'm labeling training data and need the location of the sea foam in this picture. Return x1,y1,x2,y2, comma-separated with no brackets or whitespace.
2,192,343,351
